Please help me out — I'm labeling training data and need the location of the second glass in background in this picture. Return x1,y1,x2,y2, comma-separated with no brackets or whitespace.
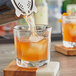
62,15,76,48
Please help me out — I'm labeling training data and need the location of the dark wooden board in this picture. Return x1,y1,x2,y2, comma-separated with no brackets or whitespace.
0,10,22,25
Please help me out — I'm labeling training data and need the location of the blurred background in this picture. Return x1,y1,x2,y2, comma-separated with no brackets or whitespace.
1,1,76,76
0,0,67,43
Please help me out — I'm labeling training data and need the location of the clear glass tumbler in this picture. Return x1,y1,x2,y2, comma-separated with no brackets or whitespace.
14,25,52,68
62,15,76,48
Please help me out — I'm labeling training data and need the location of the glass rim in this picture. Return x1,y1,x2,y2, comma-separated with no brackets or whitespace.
63,15,76,19
14,25,52,32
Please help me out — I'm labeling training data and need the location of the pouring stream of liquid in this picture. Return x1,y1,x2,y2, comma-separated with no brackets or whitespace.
23,15,44,42
23,14,38,36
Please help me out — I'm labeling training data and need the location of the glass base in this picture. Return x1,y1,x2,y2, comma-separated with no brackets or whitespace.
63,41,76,48
16,58,48,68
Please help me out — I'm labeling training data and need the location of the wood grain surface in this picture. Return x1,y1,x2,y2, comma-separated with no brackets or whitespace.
4,60,37,76
55,44,76,55
0,41,76,76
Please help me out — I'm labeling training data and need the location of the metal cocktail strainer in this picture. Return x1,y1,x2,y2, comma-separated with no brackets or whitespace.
11,0,37,17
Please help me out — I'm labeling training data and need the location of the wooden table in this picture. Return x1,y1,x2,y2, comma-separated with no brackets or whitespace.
0,41,76,76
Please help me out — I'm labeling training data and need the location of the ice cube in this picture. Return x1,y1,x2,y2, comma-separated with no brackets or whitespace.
70,31,76,36
69,24,76,36
29,35,43,42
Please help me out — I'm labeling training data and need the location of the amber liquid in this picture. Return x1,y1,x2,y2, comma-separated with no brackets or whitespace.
62,23,76,42
14,13,48,62
15,37,48,61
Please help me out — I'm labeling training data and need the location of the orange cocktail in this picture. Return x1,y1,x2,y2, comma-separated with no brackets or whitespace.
14,26,52,67
62,15,76,48
63,23,76,42
15,37,48,61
